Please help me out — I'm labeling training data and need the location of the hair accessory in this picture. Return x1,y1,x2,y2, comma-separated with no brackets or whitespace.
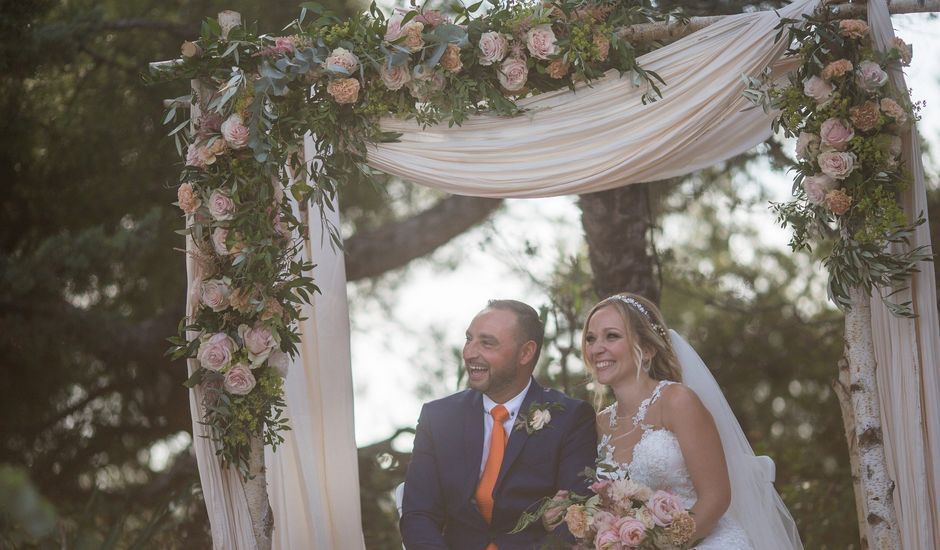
605,295,668,339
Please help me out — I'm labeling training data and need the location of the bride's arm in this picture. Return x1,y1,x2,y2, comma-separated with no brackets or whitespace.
664,384,731,541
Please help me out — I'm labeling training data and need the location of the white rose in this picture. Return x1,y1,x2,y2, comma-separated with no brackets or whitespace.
324,47,360,75
817,151,857,180
856,61,888,91
802,76,834,104
478,32,508,66
211,227,230,256
498,56,528,92
526,25,558,60
223,364,256,395
795,132,820,160
530,409,551,430
381,61,411,91
220,114,249,149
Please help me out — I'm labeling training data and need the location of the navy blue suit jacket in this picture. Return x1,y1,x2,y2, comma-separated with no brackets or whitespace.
400,379,597,549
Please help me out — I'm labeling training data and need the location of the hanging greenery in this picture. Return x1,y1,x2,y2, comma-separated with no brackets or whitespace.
151,0,685,473
745,10,931,316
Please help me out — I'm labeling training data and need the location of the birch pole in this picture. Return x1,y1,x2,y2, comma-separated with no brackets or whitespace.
844,287,900,549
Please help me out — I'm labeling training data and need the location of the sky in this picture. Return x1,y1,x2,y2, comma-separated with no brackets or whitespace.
346,12,940,448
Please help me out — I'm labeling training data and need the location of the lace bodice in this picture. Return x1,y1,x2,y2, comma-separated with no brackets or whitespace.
596,381,753,549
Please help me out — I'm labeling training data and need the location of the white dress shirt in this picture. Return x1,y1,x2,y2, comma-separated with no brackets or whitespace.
479,378,532,475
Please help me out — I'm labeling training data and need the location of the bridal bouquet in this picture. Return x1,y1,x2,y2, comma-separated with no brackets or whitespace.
513,477,696,549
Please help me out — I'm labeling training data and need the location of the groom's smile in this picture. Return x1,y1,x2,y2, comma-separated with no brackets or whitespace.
463,307,535,402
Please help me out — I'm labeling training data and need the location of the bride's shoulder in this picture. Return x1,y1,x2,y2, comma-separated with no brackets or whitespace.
659,381,711,428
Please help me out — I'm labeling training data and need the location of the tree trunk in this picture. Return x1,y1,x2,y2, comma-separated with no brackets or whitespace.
844,287,900,549
833,356,870,549
245,433,274,550
578,183,660,303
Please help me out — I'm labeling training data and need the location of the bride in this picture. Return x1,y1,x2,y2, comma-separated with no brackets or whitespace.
576,292,802,549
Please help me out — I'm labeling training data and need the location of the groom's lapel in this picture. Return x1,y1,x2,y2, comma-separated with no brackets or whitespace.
494,378,542,490
461,390,485,505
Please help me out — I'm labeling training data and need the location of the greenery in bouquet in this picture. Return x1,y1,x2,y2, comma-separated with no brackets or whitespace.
150,0,688,475
744,12,931,315
512,472,696,549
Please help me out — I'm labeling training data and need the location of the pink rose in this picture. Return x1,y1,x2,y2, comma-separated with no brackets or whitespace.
223,364,256,395
817,151,857,180
879,97,908,126
212,227,230,256
407,68,445,102
795,132,820,160
324,47,359,75
238,323,278,366
616,517,646,547
819,118,855,151
208,188,235,221
381,61,411,91
526,24,558,60
221,114,249,150
498,56,528,93
478,32,508,66
414,10,447,27
185,143,206,168
856,61,888,91
594,528,622,550
385,16,403,42
802,174,837,205
609,479,644,505
802,76,833,104
200,279,231,312
197,332,235,371
647,490,683,527
177,182,201,215
590,479,612,495
274,36,295,54
591,510,617,533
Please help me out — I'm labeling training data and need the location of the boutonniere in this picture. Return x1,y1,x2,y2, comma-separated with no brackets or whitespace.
514,401,565,434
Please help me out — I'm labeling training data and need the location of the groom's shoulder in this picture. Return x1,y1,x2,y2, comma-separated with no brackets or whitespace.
531,384,592,412
423,388,477,412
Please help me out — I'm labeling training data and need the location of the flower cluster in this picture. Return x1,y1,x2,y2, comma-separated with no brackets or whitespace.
745,12,929,314
514,477,696,549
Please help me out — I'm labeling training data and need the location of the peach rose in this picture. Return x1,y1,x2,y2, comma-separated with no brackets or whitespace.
856,61,888,91
546,58,569,79
594,34,610,62
498,56,528,92
817,151,857,180
260,296,284,321
609,479,644,505
879,97,908,126
616,517,646,547
401,21,425,53
381,61,411,91
327,78,360,104
838,19,869,39
647,490,683,527
821,59,853,81
208,188,235,221
197,332,235,372
221,113,249,149
200,279,231,312
440,44,463,73
802,75,834,104
802,174,837,205
892,37,912,66
177,182,201,214
478,32,509,66
526,24,558,60
825,188,853,215
666,510,696,545
795,132,820,160
223,364,256,395
849,101,880,132
229,286,254,314
324,47,359,75
820,118,855,151
238,323,278,366
564,504,589,539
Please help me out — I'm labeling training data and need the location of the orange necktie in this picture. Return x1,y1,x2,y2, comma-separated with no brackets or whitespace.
476,404,509,550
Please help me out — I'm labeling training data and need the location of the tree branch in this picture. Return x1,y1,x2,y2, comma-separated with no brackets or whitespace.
91,19,198,41
343,195,502,281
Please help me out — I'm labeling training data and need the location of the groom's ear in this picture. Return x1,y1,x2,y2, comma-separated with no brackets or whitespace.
519,339,538,368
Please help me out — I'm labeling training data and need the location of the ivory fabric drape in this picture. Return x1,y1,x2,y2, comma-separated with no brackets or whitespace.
868,3,940,548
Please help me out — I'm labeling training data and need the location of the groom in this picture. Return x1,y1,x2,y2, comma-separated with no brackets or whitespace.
400,299,597,549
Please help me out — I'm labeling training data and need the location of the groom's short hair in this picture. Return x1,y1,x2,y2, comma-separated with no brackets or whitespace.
486,299,544,368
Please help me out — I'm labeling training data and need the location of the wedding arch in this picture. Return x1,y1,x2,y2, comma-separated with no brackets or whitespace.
151,0,940,547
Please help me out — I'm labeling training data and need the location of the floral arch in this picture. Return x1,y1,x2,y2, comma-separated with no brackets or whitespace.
151,0,939,547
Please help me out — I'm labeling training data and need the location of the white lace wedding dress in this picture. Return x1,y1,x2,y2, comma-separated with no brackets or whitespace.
597,380,753,549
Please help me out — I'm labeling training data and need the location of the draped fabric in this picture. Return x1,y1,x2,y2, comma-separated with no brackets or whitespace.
867,3,940,548
184,0,940,547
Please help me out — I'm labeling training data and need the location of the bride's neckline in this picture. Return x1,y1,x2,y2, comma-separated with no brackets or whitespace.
607,379,672,430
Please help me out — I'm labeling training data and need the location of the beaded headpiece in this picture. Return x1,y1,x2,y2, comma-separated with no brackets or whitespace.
604,295,668,339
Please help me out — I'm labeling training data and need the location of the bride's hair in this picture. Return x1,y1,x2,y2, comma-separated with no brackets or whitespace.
581,293,682,407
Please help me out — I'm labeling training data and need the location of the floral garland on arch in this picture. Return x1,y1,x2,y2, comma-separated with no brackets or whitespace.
153,0,686,473
745,11,931,316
